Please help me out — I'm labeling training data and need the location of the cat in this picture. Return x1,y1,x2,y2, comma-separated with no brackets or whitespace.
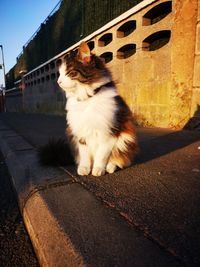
52,42,137,176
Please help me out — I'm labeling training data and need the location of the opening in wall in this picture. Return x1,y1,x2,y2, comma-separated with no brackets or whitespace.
87,41,95,51
98,33,112,47
50,61,55,69
142,30,171,51
117,20,136,38
143,1,172,26
45,65,49,72
51,73,56,80
100,52,113,64
117,44,136,59
56,59,62,67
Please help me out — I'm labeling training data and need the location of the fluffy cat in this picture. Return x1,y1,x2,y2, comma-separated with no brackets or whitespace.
56,42,137,176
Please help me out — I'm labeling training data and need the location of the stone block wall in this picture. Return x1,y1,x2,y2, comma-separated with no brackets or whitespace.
93,0,173,127
188,0,200,129
5,0,200,129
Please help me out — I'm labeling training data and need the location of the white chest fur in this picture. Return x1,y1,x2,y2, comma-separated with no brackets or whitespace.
66,88,118,140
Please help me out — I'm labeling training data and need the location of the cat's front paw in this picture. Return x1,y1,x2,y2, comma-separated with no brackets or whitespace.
92,167,105,177
77,166,91,176
106,162,117,174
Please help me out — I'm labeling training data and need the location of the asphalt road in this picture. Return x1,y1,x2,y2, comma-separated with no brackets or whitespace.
0,150,39,267
0,113,200,267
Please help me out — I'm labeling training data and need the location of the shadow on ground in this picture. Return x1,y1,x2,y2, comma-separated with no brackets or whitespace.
137,129,200,164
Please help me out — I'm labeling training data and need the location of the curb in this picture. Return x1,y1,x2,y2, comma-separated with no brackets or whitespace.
0,121,83,266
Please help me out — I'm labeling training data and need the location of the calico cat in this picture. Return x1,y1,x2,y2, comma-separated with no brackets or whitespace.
55,42,137,176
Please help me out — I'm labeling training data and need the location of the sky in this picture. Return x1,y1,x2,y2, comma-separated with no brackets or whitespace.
0,0,60,87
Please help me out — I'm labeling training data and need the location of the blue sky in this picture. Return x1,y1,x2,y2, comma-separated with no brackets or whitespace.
0,0,60,87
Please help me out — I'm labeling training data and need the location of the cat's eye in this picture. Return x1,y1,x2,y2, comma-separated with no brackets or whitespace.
68,70,78,78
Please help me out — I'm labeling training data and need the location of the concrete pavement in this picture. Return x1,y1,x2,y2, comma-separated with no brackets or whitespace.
0,112,199,267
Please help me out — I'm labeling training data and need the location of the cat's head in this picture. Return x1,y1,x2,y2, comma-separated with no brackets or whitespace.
57,42,112,99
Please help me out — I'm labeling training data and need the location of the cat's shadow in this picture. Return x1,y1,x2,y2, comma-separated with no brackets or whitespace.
135,105,200,164
136,128,200,164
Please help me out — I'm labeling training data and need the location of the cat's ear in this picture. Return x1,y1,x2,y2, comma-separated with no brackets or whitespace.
78,42,91,64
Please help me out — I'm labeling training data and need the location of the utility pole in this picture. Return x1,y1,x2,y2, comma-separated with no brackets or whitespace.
0,45,6,90
0,45,6,112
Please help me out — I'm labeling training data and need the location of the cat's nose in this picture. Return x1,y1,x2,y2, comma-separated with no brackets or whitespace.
57,78,62,85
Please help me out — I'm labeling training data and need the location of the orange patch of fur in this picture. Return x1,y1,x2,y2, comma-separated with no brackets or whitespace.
109,120,137,168
123,120,136,136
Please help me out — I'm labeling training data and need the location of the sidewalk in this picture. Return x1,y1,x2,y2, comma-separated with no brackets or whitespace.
0,112,200,267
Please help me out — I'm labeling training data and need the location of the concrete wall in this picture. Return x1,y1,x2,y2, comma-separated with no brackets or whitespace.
6,0,199,129
188,0,200,129
5,89,23,112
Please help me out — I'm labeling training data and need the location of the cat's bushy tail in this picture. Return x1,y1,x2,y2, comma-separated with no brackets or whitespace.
38,138,75,166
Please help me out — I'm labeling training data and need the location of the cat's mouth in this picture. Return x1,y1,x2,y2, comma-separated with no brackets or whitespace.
59,83,76,92
64,86,76,92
